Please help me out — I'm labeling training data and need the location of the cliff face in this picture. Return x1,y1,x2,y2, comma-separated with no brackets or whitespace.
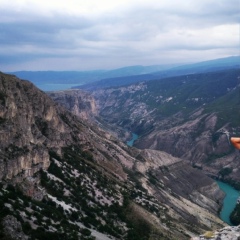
0,73,128,184
132,150,225,231
0,73,67,182
48,89,98,120
134,109,240,182
191,225,240,240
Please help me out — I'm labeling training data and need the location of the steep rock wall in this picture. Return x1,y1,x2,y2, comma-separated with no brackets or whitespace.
0,73,73,182
48,89,97,120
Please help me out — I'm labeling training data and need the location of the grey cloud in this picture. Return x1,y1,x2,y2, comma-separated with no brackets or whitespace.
0,0,238,71
0,10,93,47
1,1,238,45
199,0,240,18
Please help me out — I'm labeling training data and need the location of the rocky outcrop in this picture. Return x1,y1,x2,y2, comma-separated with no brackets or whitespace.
0,73,76,184
92,83,155,135
134,109,240,183
134,111,230,161
2,215,28,240
48,89,97,120
191,225,240,240
0,77,86,181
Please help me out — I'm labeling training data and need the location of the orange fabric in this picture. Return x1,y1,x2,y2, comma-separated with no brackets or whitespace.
230,137,240,150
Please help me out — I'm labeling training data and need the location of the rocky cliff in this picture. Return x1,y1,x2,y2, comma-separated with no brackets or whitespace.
0,72,226,240
0,73,64,182
0,73,131,185
48,89,98,120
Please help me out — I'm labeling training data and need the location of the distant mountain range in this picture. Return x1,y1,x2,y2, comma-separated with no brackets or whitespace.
80,56,240,90
7,56,240,91
7,64,178,91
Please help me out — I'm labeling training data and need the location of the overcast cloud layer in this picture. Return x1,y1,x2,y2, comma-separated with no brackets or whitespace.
0,0,239,71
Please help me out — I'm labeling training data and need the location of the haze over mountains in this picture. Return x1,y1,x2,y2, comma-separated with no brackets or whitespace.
8,64,176,91
9,56,240,91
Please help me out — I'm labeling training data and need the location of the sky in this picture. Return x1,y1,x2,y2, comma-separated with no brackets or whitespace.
0,0,239,71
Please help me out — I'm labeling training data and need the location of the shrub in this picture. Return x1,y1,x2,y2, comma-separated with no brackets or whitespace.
203,231,214,239
81,228,91,236
22,221,32,234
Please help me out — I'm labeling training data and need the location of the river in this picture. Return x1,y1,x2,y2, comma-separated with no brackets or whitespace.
216,180,240,225
126,133,138,147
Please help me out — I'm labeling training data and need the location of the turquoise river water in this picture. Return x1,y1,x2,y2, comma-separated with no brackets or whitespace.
216,180,240,225
126,133,138,147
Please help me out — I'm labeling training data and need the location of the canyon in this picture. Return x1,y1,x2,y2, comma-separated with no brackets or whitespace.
88,69,240,186
0,72,228,239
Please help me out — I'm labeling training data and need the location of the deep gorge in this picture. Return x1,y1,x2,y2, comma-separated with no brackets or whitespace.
2,67,240,239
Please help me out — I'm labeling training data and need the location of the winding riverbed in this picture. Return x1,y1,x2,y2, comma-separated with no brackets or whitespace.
216,180,240,225
126,133,138,147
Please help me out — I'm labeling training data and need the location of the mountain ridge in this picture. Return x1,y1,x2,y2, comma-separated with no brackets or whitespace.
7,56,239,91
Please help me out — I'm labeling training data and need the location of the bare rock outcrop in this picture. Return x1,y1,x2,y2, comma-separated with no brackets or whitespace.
2,215,28,240
48,89,97,120
192,225,240,240
0,73,75,183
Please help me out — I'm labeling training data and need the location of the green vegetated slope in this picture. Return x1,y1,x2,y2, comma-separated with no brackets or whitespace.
141,69,240,117
204,85,240,129
230,203,240,225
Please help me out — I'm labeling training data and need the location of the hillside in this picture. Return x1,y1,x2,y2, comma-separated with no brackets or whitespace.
0,72,226,239
89,68,240,186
